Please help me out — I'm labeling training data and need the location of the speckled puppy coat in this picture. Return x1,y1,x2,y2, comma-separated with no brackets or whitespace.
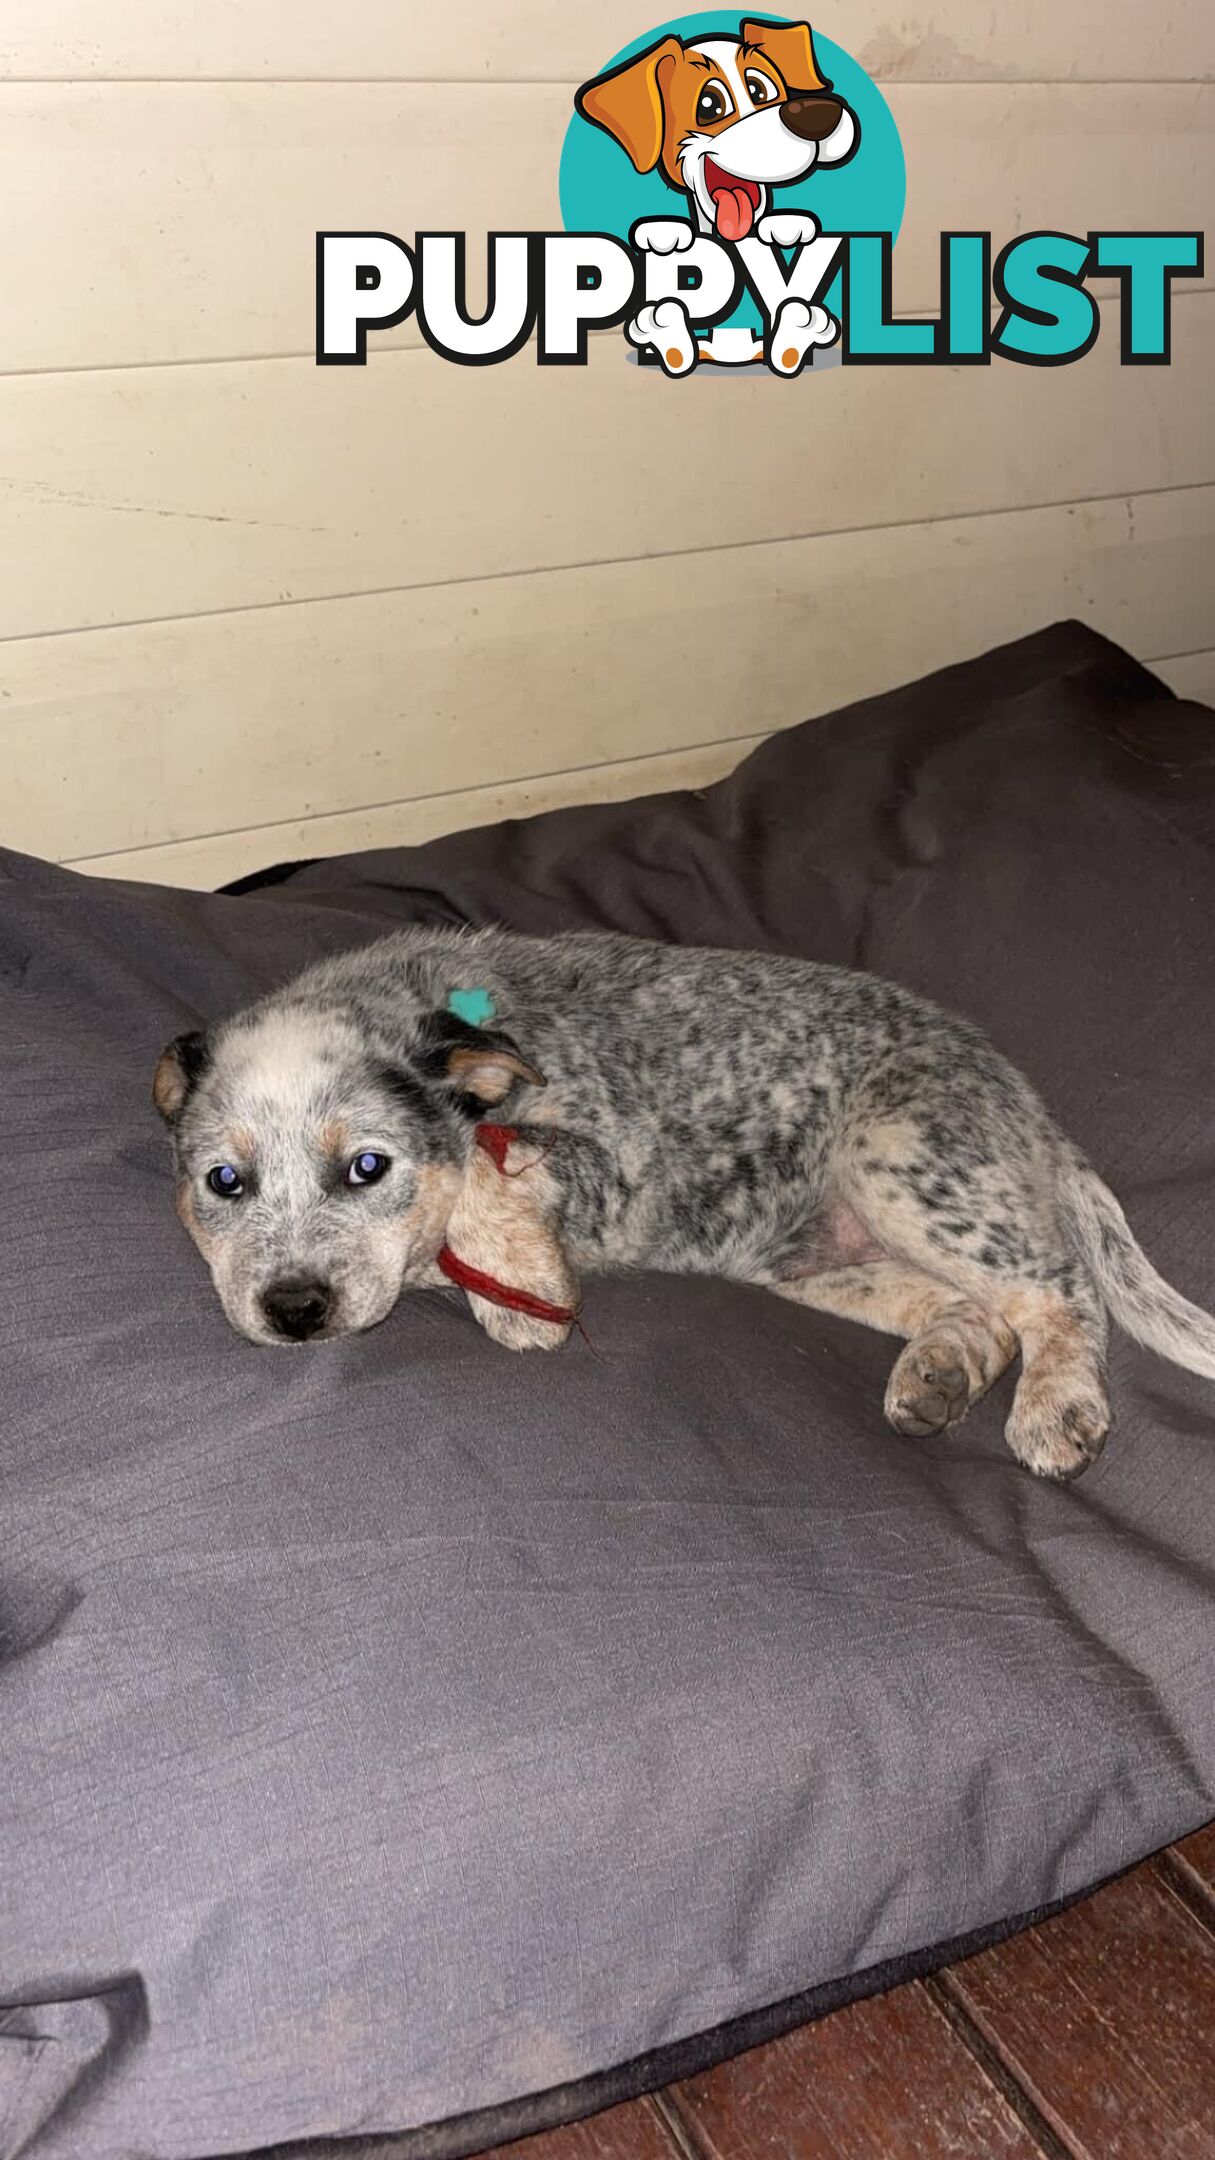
154,926,1215,1481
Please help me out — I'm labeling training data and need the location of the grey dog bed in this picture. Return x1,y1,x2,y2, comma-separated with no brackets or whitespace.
2,622,1213,2160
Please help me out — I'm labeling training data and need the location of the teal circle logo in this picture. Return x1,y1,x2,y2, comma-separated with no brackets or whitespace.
560,12,904,336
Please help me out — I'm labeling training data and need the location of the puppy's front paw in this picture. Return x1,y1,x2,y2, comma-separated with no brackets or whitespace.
469,1295,573,1353
628,299,697,376
756,210,820,249
631,218,695,254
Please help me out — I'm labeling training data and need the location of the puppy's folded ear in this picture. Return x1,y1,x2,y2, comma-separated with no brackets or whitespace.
152,1029,211,1122
740,19,831,93
420,1012,545,1111
575,36,682,173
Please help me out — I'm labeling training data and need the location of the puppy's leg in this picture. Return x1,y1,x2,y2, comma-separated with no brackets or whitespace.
842,1126,1110,1478
776,1263,1016,1435
445,1135,579,1353
999,1287,1110,1482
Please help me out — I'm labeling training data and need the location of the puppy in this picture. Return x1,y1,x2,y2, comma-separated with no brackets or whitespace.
154,926,1215,1482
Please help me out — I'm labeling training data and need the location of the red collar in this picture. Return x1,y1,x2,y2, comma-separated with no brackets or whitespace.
437,1125,579,1328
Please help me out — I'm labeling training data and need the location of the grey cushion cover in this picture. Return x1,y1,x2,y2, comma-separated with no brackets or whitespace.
1,622,1212,2160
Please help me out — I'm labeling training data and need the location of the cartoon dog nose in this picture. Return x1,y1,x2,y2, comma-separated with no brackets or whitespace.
262,1277,332,1340
781,92,844,140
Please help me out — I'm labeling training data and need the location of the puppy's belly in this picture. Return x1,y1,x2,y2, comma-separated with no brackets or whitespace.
776,1200,888,1280
574,1184,881,1285
809,1200,888,1270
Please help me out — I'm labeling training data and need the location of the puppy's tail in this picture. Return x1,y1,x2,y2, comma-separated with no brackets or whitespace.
1060,1151,1215,1379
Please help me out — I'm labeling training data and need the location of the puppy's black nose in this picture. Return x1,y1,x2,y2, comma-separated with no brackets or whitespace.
262,1277,332,1340
781,92,844,140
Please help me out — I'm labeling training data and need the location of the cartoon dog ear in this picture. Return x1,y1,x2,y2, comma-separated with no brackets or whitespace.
741,19,856,162
152,1029,211,1122
420,1012,546,1110
740,18,831,92
575,35,683,174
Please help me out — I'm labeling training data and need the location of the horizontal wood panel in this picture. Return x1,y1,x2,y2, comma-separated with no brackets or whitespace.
2,293,1211,642
2,0,1209,83
1,83,1209,371
10,486,1213,863
64,738,761,889
1156,650,1215,707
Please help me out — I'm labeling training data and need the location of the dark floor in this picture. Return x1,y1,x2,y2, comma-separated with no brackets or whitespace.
476,1824,1215,2160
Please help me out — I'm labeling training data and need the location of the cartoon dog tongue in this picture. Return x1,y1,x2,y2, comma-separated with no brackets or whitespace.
711,179,755,241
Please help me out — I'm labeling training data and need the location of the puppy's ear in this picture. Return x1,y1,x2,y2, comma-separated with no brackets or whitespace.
575,36,682,173
420,1012,545,1111
152,1029,211,1122
740,18,831,92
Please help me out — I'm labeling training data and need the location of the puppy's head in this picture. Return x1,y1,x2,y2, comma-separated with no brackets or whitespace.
576,18,857,239
153,1001,543,1345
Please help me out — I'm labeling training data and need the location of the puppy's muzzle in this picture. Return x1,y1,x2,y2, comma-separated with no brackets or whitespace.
781,92,844,141
262,1276,333,1342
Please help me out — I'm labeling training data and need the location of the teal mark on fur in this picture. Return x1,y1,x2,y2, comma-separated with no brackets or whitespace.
447,987,497,1027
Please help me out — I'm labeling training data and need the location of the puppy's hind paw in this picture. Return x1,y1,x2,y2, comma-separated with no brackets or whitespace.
628,299,697,376
885,1342,971,1437
768,297,838,377
1005,1377,1110,1481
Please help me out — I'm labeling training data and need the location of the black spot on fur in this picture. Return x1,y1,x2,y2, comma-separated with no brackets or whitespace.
175,1030,210,1088
372,1061,446,1128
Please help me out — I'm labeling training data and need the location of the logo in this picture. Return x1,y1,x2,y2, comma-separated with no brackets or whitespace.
561,13,900,374
316,13,1203,374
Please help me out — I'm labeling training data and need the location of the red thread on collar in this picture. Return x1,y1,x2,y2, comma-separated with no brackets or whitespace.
438,1122,578,1328
472,1121,518,1172
472,1121,558,1177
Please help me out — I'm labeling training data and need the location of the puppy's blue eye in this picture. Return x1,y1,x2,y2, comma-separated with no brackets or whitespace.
347,1150,390,1187
207,1164,244,1198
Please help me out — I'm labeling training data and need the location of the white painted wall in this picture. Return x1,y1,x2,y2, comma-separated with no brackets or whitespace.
2,6,1211,887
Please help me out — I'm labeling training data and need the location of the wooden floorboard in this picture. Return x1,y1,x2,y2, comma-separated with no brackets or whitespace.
664,1983,1049,2159
941,1862,1215,2159
1162,1824,1215,1935
467,1826,1215,2160
1176,1824,1215,1885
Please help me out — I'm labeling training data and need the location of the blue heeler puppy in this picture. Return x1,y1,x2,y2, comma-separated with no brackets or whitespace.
153,926,1215,1481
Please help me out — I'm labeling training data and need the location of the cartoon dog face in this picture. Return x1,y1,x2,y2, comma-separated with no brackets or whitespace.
576,18,857,240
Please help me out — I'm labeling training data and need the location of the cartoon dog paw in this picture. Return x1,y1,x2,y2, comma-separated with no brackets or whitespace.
631,218,696,254
768,296,838,377
628,298,698,376
756,211,821,250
